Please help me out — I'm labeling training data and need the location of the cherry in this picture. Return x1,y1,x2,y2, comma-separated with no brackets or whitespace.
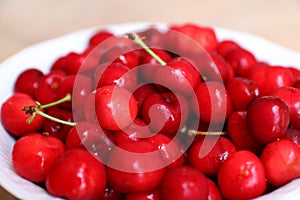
34,70,66,105
227,111,263,154
106,141,165,193
226,77,259,110
218,150,267,200
207,52,234,82
247,96,290,144
154,57,202,97
100,187,124,200
188,136,236,176
285,128,300,147
46,149,107,200
165,23,218,55
14,68,44,97
137,27,166,48
140,91,188,136
160,165,209,200
225,48,256,76
206,178,222,200
133,84,158,110
261,139,300,187
43,107,74,142
192,81,233,124
64,52,87,75
125,189,160,200
94,85,138,130
89,30,114,47
12,133,64,183
246,63,294,96
216,40,240,57
1,93,44,136
95,62,137,91
273,86,300,129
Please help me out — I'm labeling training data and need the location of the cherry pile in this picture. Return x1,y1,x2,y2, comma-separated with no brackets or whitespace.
1,23,300,200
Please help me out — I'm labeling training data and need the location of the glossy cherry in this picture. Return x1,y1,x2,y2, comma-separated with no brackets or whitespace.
216,40,240,57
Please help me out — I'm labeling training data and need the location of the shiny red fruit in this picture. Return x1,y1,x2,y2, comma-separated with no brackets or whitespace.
12,133,64,183
46,149,107,200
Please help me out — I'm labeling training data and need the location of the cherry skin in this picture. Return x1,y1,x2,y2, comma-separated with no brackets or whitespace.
106,141,166,193
137,27,166,48
285,128,300,147
133,84,158,110
188,136,236,176
12,133,64,183
14,68,44,98
95,85,138,130
218,150,267,200
46,149,107,200
34,70,66,105
99,187,124,200
160,165,209,200
95,62,137,91
125,189,160,200
273,86,300,129
207,52,234,82
206,179,222,200
140,91,188,136
226,77,260,110
43,107,74,143
261,139,300,187
192,81,233,124
1,93,44,136
227,111,263,154
246,96,290,144
225,48,256,76
154,57,202,97
216,40,240,57
88,30,114,47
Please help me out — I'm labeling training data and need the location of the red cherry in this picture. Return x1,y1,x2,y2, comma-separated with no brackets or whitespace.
261,139,300,187
273,86,300,129
89,30,114,47
140,92,188,136
12,133,64,183
227,111,263,154
217,40,240,57
188,136,236,176
285,128,300,147
106,141,165,193
225,48,256,76
247,96,290,144
208,52,234,82
192,81,233,124
95,85,138,130
99,187,124,200
160,165,209,200
218,150,267,199
95,62,137,91
46,149,107,200
64,52,86,75
226,77,260,110
206,179,222,200
34,70,66,104
154,57,201,97
125,189,160,200
133,84,158,110
1,93,44,136
14,68,44,97
137,27,165,48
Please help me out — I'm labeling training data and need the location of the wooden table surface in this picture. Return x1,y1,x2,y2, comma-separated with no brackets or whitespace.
0,0,300,199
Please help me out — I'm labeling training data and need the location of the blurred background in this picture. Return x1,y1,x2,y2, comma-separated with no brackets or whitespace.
0,0,299,199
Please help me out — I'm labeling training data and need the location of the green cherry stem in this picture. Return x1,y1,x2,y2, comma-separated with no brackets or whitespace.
37,93,72,110
126,32,167,66
33,108,77,126
188,129,227,136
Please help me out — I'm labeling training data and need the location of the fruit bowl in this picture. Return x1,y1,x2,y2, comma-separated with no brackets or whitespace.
1,22,300,200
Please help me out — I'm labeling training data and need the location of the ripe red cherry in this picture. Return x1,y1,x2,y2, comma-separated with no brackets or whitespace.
227,111,263,154
1,93,44,136
12,133,64,183
218,150,267,200
95,85,138,130
89,30,114,47
160,165,209,200
95,62,137,91
285,128,300,147
188,136,236,176
34,70,66,104
225,48,256,76
140,92,188,136
154,57,201,97
247,96,290,144
46,149,107,200
106,141,166,193
226,77,259,110
64,52,86,75
133,84,158,110
261,139,300,187
208,52,234,82
192,81,233,124
125,189,160,200
137,27,166,48
216,40,240,57
14,68,44,97
207,179,222,200
43,107,73,142
273,86,300,129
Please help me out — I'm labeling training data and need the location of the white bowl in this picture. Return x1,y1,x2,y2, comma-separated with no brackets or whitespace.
1,22,300,200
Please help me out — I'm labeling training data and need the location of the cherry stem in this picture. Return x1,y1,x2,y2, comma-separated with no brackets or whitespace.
125,32,167,66
24,93,77,127
188,129,227,136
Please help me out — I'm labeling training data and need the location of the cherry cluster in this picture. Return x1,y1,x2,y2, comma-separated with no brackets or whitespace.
1,23,300,200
